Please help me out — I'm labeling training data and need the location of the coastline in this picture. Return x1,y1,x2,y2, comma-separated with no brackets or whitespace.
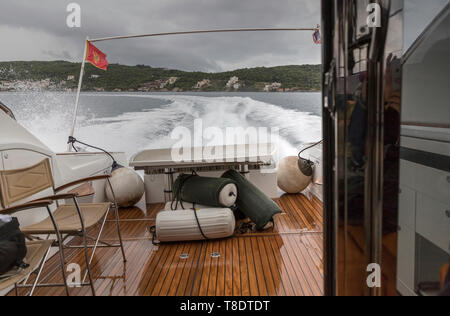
0,89,321,94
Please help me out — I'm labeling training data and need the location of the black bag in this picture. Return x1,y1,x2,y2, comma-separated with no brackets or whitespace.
0,218,28,275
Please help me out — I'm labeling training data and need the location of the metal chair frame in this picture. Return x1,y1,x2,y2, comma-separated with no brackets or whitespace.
0,160,127,296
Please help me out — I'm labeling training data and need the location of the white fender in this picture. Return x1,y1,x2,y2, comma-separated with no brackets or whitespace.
105,167,145,208
277,156,312,194
156,208,235,242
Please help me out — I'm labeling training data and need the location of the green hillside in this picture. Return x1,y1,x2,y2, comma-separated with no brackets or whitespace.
0,61,321,92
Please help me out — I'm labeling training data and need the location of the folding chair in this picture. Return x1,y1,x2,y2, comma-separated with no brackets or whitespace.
0,159,126,296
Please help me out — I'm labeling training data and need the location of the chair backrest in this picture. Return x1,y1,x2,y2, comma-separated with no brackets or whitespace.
0,159,54,209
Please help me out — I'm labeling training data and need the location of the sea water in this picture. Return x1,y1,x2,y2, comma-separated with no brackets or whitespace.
0,91,322,161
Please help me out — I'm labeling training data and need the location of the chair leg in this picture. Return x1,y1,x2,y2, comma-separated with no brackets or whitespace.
57,238,70,296
29,246,52,296
81,229,96,296
46,206,70,296
72,198,97,296
14,283,19,296
113,202,127,263
82,211,109,283
107,178,126,262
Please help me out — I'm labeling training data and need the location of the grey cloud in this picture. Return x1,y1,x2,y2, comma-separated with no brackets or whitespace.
42,49,73,60
0,0,321,71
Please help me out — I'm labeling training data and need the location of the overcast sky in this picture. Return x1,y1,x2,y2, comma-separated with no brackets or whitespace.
0,0,321,72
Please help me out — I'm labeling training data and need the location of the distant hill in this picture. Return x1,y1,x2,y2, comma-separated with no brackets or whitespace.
0,61,321,92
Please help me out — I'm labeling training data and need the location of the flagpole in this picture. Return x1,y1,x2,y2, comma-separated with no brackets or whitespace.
68,37,88,152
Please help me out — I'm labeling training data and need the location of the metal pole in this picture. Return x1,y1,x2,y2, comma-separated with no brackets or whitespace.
68,38,88,151
89,28,317,43
164,168,175,203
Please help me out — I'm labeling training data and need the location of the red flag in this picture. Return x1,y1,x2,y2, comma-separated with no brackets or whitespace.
85,41,108,71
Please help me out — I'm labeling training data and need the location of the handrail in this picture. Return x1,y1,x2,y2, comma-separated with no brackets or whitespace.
89,27,317,43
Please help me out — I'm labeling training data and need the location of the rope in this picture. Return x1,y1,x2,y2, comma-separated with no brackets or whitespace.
170,170,198,211
67,136,120,168
192,203,209,241
298,139,323,162
237,222,255,234
237,219,275,234
170,171,209,240
71,142,78,153
151,171,208,245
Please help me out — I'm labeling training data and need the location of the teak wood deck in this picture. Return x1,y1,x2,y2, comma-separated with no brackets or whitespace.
11,194,324,296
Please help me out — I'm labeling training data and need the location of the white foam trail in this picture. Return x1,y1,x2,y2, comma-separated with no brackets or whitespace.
3,92,78,151
5,93,322,160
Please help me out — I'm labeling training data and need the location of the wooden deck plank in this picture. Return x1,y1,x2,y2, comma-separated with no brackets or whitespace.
263,236,293,296
172,243,201,296
255,237,278,296
206,240,220,296
162,242,191,296
189,242,208,296
198,241,214,296
151,243,186,295
231,237,241,296
237,237,250,296
215,239,227,296
96,241,140,296
224,238,233,296
137,243,171,295
245,237,261,296
143,243,179,295
8,194,323,296
281,195,315,231
112,241,154,296
292,195,323,231
267,235,303,296
179,242,203,296
275,235,314,296
249,237,269,296
278,197,311,230
285,236,322,296
278,198,310,232
300,234,324,275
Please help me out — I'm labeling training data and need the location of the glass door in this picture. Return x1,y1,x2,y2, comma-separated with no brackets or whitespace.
322,0,404,296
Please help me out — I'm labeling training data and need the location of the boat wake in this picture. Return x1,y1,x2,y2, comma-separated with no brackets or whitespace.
2,92,322,161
